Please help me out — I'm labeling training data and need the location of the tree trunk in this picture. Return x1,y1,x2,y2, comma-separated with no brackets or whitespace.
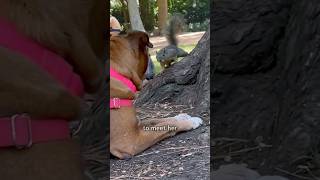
157,0,168,34
136,29,210,114
77,49,108,179
127,0,145,31
212,0,320,176
139,0,154,32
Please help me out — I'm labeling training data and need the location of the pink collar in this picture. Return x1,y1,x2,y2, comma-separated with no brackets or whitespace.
110,68,137,93
110,67,136,109
0,17,84,147
0,17,84,96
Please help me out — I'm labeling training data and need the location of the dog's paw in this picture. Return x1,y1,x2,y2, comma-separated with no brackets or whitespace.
174,113,192,120
190,117,203,129
174,113,203,129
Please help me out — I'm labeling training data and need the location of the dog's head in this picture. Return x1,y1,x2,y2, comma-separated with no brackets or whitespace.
110,31,153,85
126,31,153,76
1,0,106,62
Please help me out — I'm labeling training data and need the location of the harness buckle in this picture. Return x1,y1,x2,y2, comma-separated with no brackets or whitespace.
112,98,121,109
11,114,33,149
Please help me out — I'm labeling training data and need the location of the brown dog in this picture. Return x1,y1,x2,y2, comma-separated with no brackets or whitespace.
0,0,106,118
110,31,203,159
0,0,105,180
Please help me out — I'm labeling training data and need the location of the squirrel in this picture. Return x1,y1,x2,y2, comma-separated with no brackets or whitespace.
156,14,189,69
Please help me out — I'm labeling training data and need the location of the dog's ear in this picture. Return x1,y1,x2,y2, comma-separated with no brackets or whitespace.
127,31,153,49
138,32,153,48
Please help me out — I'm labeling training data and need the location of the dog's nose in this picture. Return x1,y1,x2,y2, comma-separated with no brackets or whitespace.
147,42,153,48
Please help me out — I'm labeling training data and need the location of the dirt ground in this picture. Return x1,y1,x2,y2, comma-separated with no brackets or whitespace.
148,32,205,55
110,103,210,180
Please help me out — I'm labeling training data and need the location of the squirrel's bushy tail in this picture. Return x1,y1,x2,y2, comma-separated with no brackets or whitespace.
165,14,185,46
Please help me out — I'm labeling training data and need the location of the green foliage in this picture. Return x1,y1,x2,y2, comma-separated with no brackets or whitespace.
188,19,210,32
110,0,209,33
139,0,157,32
110,0,125,25
168,0,209,31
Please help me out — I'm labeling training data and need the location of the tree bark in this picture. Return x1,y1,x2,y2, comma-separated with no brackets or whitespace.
157,0,168,34
127,0,145,31
136,29,210,114
212,0,320,175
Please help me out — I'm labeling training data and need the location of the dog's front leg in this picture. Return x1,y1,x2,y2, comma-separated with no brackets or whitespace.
111,116,202,159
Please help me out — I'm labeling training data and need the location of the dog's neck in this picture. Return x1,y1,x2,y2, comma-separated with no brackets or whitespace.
110,34,151,91
0,0,105,59
0,0,70,57
133,50,149,79
0,2,10,19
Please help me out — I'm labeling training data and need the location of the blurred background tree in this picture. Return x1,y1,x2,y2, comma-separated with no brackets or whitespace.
139,0,156,32
110,0,209,33
168,0,209,32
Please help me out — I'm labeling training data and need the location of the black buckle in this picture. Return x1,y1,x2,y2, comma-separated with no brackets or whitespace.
10,114,33,149
110,28,121,32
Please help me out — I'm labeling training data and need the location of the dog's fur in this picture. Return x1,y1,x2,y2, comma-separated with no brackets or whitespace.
0,0,106,179
0,0,105,119
110,32,200,159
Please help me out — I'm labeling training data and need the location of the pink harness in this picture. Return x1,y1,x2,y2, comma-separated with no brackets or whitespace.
0,17,84,148
110,68,137,109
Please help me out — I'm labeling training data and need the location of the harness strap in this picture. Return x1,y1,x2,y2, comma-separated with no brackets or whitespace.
0,17,84,96
0,17,84,148
0,115,70,148
110,98,133,109
110,68,136,109
110,68,137,93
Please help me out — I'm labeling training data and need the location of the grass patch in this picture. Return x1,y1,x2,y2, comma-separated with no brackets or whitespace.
150,44,196,74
